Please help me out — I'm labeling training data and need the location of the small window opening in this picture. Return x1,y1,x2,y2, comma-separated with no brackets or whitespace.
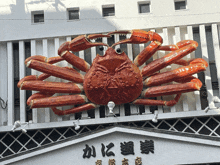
102,5,115,17
31,11,44,23
68,8,79,20
139,2,150,13
175,0,186,10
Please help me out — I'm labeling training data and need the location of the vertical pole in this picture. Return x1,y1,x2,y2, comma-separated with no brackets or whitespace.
31,40,38,123
19,41,26,123
199,25,215,108
7,42,14,126
43,39,51,122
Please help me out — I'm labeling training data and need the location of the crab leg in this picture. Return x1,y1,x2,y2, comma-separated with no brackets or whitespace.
144,58,208,87
142,76,202,97
158,40,197,51
133,75,202,107
18,81,83,94
142,77,202,97
133,94,181,106
26,59,84,83
29,94,88,108
58,34,110,72
25,55,64,65
27,92,55,105
141,41,198,77
51,103,98,116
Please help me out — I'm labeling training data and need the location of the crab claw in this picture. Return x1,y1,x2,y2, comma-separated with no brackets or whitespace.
108,29,163,47
58,34,110,54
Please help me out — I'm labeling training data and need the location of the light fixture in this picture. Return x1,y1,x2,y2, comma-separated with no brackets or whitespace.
204,106,210,113
107,101,115,114
73,119,80,130
11,121,28,133
152,110,158,123
204,96,220,113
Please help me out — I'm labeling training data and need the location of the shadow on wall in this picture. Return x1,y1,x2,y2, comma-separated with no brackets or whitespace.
1,0,118,41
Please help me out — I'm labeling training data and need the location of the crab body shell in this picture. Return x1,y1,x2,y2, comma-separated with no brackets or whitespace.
84,47,143,105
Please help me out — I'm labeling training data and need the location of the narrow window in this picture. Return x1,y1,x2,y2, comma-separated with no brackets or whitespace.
175,0,186,10
138,2,150,13
68,8,79,20
102,5,115,17
31,11,44,23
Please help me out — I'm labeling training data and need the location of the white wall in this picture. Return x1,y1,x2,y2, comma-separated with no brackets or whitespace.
0,0,220,41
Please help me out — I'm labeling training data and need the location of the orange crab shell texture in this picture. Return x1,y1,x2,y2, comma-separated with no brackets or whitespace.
83,47,143,105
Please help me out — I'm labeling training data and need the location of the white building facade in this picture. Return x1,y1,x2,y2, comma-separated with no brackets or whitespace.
0,0,220,164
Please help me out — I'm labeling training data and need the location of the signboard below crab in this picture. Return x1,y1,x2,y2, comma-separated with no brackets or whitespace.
84,139,153,164
6,127,220,165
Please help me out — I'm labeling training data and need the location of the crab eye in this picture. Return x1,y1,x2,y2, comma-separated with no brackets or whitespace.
99,46,104,51
116,48,122,54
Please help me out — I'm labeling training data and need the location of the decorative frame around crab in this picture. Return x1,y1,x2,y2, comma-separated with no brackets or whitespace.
17,30,208,116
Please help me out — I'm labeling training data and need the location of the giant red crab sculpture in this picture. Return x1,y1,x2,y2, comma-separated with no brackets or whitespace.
18,30,208,115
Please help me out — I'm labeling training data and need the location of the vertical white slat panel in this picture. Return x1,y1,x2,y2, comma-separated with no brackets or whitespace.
79,50,88,119
161,28,172,113
31,40,38,123
112,34,120,116
175,27,189,112
187,26,202,111
138,42,151,114
66,37,72,68
211,24,220,96
124,34,139,115
168,27,181,113
35,40,45,123
60,37,72,121
199,25,215,108
42,39,51,122
102,36,109,116
54,37,63,122
151,28,163,114
66,36,76,120
91,42,100,119
7,42,14,126
156,29,167,114
127,39,133,61
19,41,26,123
0,43,8,126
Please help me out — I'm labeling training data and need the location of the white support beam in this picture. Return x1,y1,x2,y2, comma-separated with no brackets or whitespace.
31,40,38,123
79,50,88,119
91,44,100,119
43,39,51,122
174,27,189,112
187,25,202,111
7,42,14,126
211,24,220,97
199,25,215,108
0,43,8,126
19,41,26,123
162,28,173,113
66,36,76,121
1,108,220,132
54,37,63,122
